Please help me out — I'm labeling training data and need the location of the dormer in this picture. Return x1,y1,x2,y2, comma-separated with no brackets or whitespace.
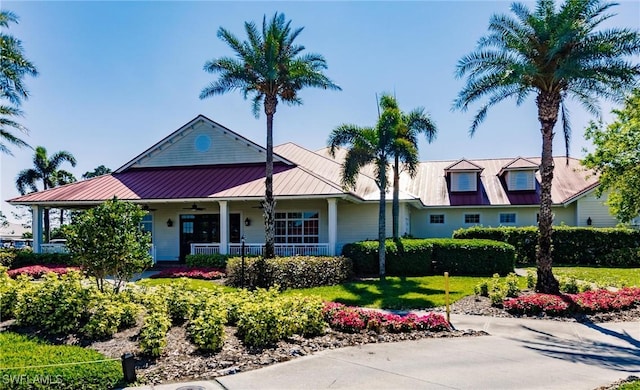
444,159,484,192
499,157,539,191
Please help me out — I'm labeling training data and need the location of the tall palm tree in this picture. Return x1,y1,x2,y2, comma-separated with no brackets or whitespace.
16,146,77,242
200,12,340,258
379,95,437,240
454,0,640,293
0,10,38,156
328,94,411,280
52,170,77,225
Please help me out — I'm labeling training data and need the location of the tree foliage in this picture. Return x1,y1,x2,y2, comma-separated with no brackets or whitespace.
66,197,152,293
0,9,38,155
82,165,112,179
454,0,640,293
583,90,640,223
200,12,340,258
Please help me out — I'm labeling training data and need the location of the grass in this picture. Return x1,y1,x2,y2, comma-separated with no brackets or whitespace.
0,332,122,390
136,277,236,292
281,275,489,310
618,379,640,390
526,266,640,288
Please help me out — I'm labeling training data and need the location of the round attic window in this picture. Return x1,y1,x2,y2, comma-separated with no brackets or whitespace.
194,134,211,152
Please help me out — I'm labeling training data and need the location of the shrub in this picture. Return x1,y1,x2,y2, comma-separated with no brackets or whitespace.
139,309,171,357
0,332,123,390
188,305,226,352
82,292,140,340
13,271,91,335
0,249,16,267
185,253,233,268
10,251,75,269
66,197,152,293
453,226,640,266
342,239,433,276
430,239,515,276
8,265,81,279
235,299,288,347
476,273,521,306
226,256,352,289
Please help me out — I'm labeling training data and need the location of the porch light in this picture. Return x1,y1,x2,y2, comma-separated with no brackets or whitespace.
587,217,592,226
244,217,251,227
166,218,174,227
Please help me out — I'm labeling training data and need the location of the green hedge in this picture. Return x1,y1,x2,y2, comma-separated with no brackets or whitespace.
453,226,640,266
6,251,76,269
185,253,230,268
225,256,352,289
342,238,515,276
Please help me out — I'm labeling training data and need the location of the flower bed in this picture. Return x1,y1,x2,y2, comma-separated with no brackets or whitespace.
149,266,226,280
7,265,80,278
323,302,451,333
503,287,640,316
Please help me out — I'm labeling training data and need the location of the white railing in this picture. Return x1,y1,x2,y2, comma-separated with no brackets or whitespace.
227,243,329,257
190,243,221,255
40,243,69,254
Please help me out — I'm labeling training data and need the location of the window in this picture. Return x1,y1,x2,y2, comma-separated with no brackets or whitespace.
451,172,477,192
275,211,319,244
499,213,516,224
140,214,153,239
464,214,480,224
430,214,445,224
508,171,535,191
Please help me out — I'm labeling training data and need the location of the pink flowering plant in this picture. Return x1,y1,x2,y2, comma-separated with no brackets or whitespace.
323,302,450,333
8,265,81,279
503,287,640,316
149,266,226,280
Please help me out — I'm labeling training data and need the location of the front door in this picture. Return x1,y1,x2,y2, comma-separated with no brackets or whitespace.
179,214,219,262
179,213,242,261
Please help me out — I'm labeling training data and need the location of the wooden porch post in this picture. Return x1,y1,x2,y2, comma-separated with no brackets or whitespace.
219,200,228,255
327,198,337,256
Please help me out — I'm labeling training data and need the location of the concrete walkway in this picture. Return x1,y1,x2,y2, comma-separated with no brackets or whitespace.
122,314,640,390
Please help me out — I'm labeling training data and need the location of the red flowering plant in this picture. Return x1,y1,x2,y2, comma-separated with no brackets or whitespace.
7,265,81,279
149,266,226,280
503,287,640,316
322,302,451,333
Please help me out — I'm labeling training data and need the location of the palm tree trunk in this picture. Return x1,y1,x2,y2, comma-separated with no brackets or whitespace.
263,95,277,259
535,92,560,294
392,155,400,241
378,160,387,281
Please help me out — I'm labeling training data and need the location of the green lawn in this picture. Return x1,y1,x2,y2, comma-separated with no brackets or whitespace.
281,275,488,310
137,278,236,292
527,266,640,288
619,379,640,390
0,332,122,389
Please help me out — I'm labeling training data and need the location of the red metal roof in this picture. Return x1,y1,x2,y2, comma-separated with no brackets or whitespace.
8,163,345,204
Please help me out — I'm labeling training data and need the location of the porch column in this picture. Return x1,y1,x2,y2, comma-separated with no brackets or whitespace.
32,205,43,253
327,198,337,256
219,200,228,255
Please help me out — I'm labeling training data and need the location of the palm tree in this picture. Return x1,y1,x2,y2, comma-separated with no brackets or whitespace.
328,94,412,280
0,10,38,156
200,12,340,258
454,0,640,293
52,171,77,225
16,146,77,242
379,95,437,240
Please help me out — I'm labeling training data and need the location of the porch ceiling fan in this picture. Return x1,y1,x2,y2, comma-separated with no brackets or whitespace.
183,203,205,211
141,204,157,211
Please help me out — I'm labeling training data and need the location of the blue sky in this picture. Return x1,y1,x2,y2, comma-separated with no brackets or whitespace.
1,0,639,221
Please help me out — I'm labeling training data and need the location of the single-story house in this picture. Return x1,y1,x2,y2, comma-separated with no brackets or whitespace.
8,115,619,262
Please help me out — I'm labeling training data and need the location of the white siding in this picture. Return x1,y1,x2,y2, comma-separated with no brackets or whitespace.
576,191,618,227
133,121,266,168
336,202,392,251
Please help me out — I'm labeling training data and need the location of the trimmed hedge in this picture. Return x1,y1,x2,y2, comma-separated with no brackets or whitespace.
342,238,515,277
453,226,640,266
5,251,76,269
225,256,352,289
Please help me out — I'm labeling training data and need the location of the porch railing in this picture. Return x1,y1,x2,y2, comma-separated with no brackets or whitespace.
40,243,69,254
227,243,329,257
190,243,221,255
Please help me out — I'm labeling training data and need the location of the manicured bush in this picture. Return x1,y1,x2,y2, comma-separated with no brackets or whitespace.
13,271,91,335
453,226,640,266
475,273,521,306
188,305,226,352
430,239,515,276
226,255,352,289
0,332,123,390
342,239,433,276
10,251,75,269
185,253,239,268
139,309,171,357
82,293,140,340
0,249,17,267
